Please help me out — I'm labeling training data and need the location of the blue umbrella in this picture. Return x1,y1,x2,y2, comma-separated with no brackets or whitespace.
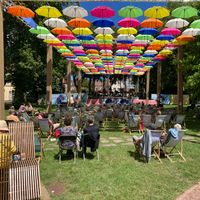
77,35,94,40
65,56,77,59
75,54,87,56
116,40,133,44
143,54,155,57
92,19,115,27
22,17,37,29
116,53,128,56
65,43,81,46
138,28,158,35
156,34,174,40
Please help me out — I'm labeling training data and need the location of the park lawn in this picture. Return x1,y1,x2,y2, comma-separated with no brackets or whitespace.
40,116,200,200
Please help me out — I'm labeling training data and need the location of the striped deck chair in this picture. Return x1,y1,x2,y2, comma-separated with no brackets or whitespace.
8,122,41,200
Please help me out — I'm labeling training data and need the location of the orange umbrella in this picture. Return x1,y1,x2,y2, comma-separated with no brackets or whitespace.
176,35,195,42
7,5,35,18
51,27,72,35
140,18,163,28
86,49,99,54
147,44,162,50
68,18,91,28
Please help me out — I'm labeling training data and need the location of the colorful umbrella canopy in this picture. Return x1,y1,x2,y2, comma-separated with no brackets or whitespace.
117,27,137,35
100,49,113,54
118,18,140,28
140,18,163,28
118,6,143,18
44,39,61,44
29,26,50,34
7,5,35,18
91,6,115,18
44,18,67,28
57,34,75,40
72,28,92,35
95,34,113,40
62,6,88,18
190,19,200,28
51,27,71,35
161,28,181,36
117,34,135,41
172,6,198,18
35,6,62,18
37,34,56,40
93,19,114,27
68,18,90,28
94,27,114,34
144,6,170,18
77,35,94,40
136,34,154,40
176,35,195,41
165,18,189,28
138,28,158,35
182,28,200,36
156,34,174,41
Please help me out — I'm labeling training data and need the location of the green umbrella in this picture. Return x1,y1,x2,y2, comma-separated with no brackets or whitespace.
97,39,113,44
172,6,198,18
130,49,143,54
29,26,50,34
118,6,143,18
57,49,71,53
62,40,80,44
190,19,200,28
136,34,154,41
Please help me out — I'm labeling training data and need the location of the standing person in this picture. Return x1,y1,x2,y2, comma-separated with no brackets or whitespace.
70,95,75,107
18,103,26,113
6,109,20,122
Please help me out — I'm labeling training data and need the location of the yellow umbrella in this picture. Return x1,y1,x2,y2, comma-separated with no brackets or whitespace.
144,6,170,19
95,34,113,40
35,6,62,18
151,40,169,45
43,39,61,43
72,28,93,35
159,49,173,55
117,27,137,34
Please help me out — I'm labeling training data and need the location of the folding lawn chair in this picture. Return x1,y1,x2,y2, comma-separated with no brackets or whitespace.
38,118,52,138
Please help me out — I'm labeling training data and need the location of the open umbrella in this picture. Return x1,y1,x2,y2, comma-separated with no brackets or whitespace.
35,6,62,18
165,18,189,28
176,35,195,42
117,27,137,35
161,28,181,36
72,28,93,35
93,19,114,27
118,18,140,28
117,34,135,41
136,34,154,40
94,27,114,34
29,26,50,34
182,28,200,36
190,19,200,28
44,18,67,28
68,18,90,28
144,6,170,18
156,35,174,41
7,5,35,18
172,6,198,18
62,6,88,18
95,34,113,40
57,34,75,40
118,6,143,18
77,35,94,40
91,6,115,18
37,34,56,40
140,18,163,28
138,28,158,35
51,27,71,35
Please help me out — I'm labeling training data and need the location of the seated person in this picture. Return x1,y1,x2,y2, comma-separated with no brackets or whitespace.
82,118,100,152
6,109,20,123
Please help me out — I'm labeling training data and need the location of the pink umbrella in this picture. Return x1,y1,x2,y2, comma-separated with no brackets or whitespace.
73,49,85,53
57,34,75,40
91,6,115,18
161,28,181,36
118,18,140,28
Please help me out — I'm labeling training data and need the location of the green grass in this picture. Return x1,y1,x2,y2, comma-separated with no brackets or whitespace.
40,112,200,200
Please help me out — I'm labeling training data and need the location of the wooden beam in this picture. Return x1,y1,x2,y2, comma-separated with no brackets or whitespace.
177,46,183,114
46,45,53,114
67,61,71,105
157,63,161,105
146,70,150,100
0,3,4,119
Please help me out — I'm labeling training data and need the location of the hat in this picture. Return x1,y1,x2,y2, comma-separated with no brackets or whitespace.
174,123,182,130
0,120,9,131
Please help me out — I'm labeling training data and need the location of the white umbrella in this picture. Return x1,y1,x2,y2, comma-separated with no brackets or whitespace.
165,18,189,28
117,34,135,41
37,34,56,40
70,46,84,49
182,28,200,36
133,39,148,44
44,18,67,28
94,27,114,35
116,49,129,54
100,49,113,54
62,6,88,18
144,50,158,54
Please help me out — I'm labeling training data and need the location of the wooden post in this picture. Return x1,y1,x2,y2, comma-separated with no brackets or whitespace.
177,46,183,114
0,3,4,119
46,45,53,114
67,61,71,106
157,62,161,105
146,70,150,100
77,70,81,99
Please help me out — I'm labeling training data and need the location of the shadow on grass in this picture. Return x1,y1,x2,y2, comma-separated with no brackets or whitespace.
127,150,145,163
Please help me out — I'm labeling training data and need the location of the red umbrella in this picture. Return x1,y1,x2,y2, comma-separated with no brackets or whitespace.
161,28,181,36
118,18,140,28
90,6,115,18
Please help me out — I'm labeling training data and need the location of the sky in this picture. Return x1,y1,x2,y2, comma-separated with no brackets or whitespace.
80,1,167,26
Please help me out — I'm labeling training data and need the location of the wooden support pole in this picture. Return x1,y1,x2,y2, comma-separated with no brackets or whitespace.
0,3,4,119
77,70,81,99
146,70,150,100
177,46,183,114
46,45,53,113
67,62,71,106
157,62,161,105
